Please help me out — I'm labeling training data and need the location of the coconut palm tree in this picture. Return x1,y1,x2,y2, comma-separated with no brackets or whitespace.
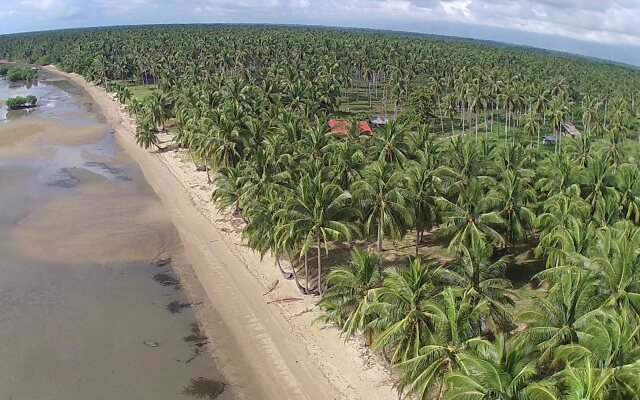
135,116,160,150
438,178,506,251
242,188,297,282
546,96,569,153
438,243,516,328
351,162,414,252
536,152,580,198
211,166,245,215
567,135,593,168
406,160,441,255
367,258,441,364
493,169,537,247
443,334,538,400
524,108,542,149
536,216,597,269
372,121,412,165
614,163,640,223
318,248,383,340
393,287,489,399
576,222,640,318
518,268,604,364
145,91,173,130
280,173,359,295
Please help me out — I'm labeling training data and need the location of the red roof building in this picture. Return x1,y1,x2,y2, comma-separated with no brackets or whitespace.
328,119,373,136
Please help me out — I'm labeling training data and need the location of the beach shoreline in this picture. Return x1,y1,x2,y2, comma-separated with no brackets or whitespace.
41,65,396,399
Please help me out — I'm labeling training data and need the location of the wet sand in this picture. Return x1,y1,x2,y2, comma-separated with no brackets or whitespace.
0,71,232,399
39,65,398,400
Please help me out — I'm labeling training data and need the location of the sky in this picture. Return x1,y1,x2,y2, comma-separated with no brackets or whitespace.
0,0,639,66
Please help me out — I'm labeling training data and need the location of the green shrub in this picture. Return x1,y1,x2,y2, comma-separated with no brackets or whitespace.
4,67,38,82
5,95,37,110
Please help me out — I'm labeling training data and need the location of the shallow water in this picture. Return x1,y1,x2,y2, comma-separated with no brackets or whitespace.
0,70,229,399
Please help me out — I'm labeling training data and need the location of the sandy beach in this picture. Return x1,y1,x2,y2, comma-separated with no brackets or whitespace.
41,65,397,399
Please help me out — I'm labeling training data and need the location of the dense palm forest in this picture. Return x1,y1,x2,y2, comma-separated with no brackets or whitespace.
2,25,640,399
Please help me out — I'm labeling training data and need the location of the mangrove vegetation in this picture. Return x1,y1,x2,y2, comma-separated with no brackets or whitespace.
5,95,37,110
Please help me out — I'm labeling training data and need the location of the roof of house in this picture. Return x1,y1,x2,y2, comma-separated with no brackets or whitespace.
359,121,373,135
369,115,389,125
328,119,350,134
562,122,581,137
543,135,558,142
328,119,373,136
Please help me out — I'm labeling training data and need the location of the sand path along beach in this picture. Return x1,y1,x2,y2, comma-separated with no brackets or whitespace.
41,66,397,400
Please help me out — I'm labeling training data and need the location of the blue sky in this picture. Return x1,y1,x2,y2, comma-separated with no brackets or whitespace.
0,0,639,66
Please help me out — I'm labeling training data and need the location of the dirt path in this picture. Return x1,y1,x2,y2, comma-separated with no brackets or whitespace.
42,65,397,400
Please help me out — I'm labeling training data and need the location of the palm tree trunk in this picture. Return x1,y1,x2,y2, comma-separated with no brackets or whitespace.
438,98,445,133
204,156,211,183
304,252,309,292
317,234,323,295
504,108,509,142
415,230,422,256
475,114,479,143
484,109,488,136
377,209,384,252
276,257,293,280
188,149,199,170
290,258,307,294
461,103,465,132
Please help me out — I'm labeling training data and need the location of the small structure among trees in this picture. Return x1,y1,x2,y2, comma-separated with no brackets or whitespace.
328,119,373,136
368,115,389,126
542,135,558,146
561,122,581,137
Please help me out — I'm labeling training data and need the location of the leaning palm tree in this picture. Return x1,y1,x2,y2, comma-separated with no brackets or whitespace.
135,116,160,150
242,188,298,283
318,248,383,341
279,173,359,295
211,166,245,216
351,162,414,252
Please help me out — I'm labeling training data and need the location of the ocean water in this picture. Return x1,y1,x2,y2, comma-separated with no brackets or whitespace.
0,70,230,400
